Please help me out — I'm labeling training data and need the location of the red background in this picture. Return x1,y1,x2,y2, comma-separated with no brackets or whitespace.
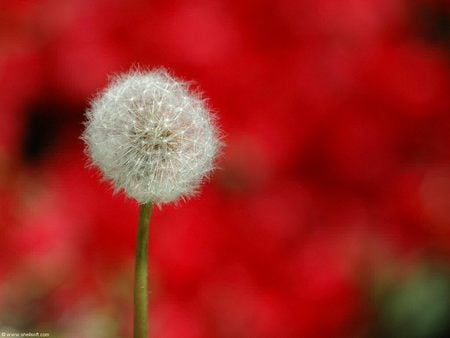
0,0,449,337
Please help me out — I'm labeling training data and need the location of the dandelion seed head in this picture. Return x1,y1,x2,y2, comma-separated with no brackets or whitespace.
82,68,221,203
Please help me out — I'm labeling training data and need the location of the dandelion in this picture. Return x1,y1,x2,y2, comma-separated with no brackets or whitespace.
82,68,221,338
83,68,221,204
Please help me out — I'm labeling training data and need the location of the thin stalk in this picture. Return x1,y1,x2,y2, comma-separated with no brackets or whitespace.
134,201,153,338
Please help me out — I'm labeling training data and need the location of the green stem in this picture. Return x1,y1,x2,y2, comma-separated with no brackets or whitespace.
134,201,153,338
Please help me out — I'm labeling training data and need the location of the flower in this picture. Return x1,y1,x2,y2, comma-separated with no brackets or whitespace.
82,68,221,204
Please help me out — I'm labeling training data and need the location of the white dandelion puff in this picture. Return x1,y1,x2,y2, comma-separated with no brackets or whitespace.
82,68,222,204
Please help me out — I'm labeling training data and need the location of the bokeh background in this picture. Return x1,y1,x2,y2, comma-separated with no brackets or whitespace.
1,0,449,337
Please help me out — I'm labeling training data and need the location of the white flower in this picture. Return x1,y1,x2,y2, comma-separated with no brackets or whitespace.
82,68,221,204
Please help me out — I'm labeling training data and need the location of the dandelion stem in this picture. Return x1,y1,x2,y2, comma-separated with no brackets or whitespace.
134,201,153,338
